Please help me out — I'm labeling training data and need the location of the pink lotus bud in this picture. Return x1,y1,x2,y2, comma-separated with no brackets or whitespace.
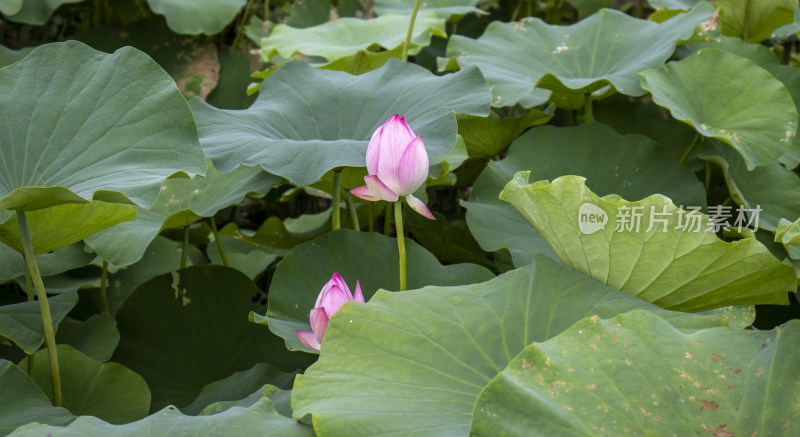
296,273,364,352
351,115,435,220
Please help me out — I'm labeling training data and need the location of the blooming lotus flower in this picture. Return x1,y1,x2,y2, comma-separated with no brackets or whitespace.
296,272,364,352
351,115,435,220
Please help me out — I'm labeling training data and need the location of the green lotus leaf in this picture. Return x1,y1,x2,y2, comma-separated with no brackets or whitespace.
0,243,94,281
716,0,796,43
777,218,800,246
471,311,800,436
112,265,313,411
10,392,314,437
183,363,296,415
0,0,21,15
3,0,82,24
146,0,247,35
191,59,491,186
640,48,797,169
0,41,205,212
442,4,714,107
0,202,136,255
457,107,553,158
0,291,76,354
20,345,150,424
774,5,800,38
0,359,73,435
465,123,706,268
291,255,735,436
319,46,403,75
373,0,486,19
85,159,276,268
103,236,207,316
679,35,800,169
260,12,445,62
260,229,494,352
500,173,795,311
207,236,280,279
55,314,120,363
698,139,800,233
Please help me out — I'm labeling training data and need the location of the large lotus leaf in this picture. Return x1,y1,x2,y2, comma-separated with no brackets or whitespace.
112,265,314,411
0,359,73,435
716,0,796,42
261,12,445,62
55,314,120,362
102,236,206,315
291,255,735,436
472,311,800,436
261,229,494,352
3,0,82,24
191,59,491,186
20,345,150,424
500,173,795,311
457,107,553,158
373,0,486,19
11,393,314,437
640,48,797,169
774,5,800,38
441,4,714,107
0,243,93,281
0,0,21,15
465,124,706,268
183,363,297,415
0,290,77,354
699,139,800,233
85,160,277,268
678,35,800,169
207,236,280,279
0,41,205,212
147,0,247,35
0,202,136,255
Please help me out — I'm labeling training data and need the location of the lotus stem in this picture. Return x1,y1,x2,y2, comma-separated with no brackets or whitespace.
401,0,422,61
584,93,593,123
101,261,110,315
332,170,342,231
347,192,360,231
232,0,256,52
178,225,189,300
23,261,35,377
17,211,62,406
394,201,407,291
210,217,229,267
681,133,701,164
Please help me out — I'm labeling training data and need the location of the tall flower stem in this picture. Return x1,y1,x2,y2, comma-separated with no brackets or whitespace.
178,225,189,300
401,0,422,61
17,211,62,406
101,261,110,315
232,0,256,52
346,193,360,231
394,201,407,291
332,170,342,231
23,262,35,377
210,217,229,267
681,133,701,164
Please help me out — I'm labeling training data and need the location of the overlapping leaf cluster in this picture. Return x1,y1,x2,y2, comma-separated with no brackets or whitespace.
1,0,799,435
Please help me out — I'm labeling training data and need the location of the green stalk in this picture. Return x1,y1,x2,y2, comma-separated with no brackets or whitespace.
584,94,593,123
210,217,230,267
23,262,35,377
401,0,422,61
178,225,189,301
17,211,62,406
101,261,110,315
383,203,393,235
681,133,701,164
704,161,711,193
346,193,360,231
332,170,342,231
394,201,407,291
232,0,256,52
